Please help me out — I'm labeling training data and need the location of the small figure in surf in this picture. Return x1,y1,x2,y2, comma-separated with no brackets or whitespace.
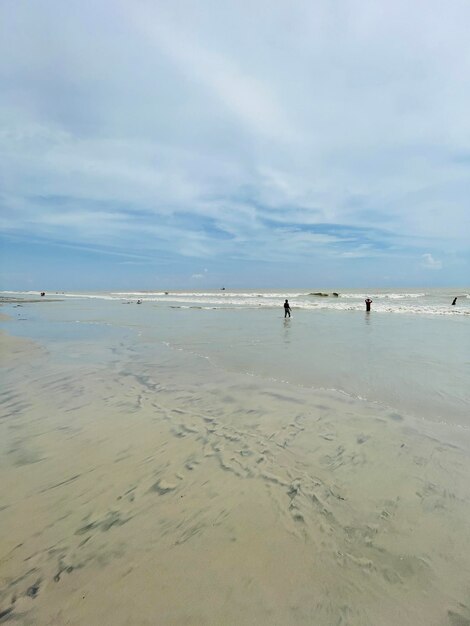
452,297,457,306
365,298,372,312
284,299,291,318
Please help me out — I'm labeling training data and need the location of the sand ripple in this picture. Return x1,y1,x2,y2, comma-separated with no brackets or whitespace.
1,335,470,625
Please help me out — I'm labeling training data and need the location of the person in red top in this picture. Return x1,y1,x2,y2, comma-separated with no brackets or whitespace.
365,298,372,312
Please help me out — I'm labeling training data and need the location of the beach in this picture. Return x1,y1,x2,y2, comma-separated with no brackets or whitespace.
1,290,469,625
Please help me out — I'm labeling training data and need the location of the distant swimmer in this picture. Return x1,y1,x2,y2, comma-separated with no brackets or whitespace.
137,299,142,304
284,299,291,318
40,292,45,297
452,297,457,306
365,298,372,312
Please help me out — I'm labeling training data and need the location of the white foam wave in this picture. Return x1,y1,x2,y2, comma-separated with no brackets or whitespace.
60,293,118,300
338,293,426,299
111,291,306,298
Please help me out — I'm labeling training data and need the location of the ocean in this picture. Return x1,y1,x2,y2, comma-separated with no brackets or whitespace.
0,288,469,625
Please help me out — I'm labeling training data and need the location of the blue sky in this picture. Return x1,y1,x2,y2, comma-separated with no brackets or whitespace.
1,0,469,290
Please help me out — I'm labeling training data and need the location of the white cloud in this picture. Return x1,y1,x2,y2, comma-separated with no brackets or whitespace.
421,253,443,270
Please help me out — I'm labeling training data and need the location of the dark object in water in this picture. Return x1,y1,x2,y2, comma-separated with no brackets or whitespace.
310,292,329,297
332,292,339,297
137,299,142,304
221,287,225,290
365,298,372,312
452,297,457,306
40,292,45,297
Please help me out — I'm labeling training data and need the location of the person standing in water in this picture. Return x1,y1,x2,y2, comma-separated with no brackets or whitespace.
365,298,372,312
452,297,457,306
284,299,291,318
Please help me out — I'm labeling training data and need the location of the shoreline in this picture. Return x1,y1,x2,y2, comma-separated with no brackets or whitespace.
0,297,64,304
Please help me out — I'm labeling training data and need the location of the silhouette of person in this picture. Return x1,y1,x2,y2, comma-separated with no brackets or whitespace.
452,297,457,306
365,298,372,312
284,299,291,318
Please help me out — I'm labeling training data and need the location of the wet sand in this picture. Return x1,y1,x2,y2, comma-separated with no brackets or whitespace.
0,298,63,304
1,331,470,625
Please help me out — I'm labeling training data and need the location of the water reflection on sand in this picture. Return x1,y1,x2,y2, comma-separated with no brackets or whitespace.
1,324,469,625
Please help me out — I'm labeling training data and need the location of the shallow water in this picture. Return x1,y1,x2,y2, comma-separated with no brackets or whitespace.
3,293,468,428
1,294,469,625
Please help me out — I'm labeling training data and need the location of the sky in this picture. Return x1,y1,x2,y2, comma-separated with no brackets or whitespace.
1,0,469,290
